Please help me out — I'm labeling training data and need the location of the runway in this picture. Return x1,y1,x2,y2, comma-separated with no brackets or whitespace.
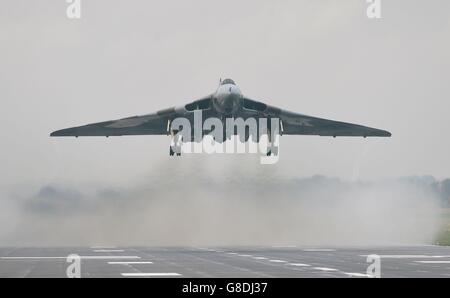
1,245,450,278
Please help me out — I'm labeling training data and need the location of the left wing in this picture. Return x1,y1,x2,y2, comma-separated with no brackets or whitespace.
50,96,213,137
242,97,391,137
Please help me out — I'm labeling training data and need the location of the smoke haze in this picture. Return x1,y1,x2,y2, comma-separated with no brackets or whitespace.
1,157,443,247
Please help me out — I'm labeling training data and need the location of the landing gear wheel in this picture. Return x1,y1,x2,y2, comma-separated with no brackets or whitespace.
266,144,278,156
272,146,279,156
170,144,182,157
169,132,183,157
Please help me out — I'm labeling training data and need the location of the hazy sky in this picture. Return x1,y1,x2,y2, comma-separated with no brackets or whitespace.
1,0,450,190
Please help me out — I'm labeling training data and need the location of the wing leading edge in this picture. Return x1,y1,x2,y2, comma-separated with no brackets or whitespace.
50,113,168,137
243,97,391,138
50,96,213,137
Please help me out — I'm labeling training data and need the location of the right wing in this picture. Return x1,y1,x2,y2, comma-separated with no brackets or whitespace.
50,96,213,137
279,110,392,137
242,97,391,138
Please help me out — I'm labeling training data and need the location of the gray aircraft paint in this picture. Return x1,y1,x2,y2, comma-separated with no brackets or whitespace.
50,79,391,143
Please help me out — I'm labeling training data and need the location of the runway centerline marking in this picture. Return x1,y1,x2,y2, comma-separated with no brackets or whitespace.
415,261,450,264
252,257,268,260
360,255,450,259
238,254,253,257
303,249,336,252
287,263,310,267
1,256,140,260
314,267,338,271
93,249,125,253
345,272,371,277
121,273,181,277
108,261,153,265
269,260,287,263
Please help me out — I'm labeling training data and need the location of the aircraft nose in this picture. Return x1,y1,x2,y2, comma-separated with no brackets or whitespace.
225,94,241,113
215,84,241,113
229,85,240,95
223,96,234,109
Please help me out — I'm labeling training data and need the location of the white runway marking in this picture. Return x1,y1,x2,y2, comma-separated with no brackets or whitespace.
121,273,181,277
238,254,253,257
227,252,237,255
108,261,153,265
1,256,140,260
415,261,450,264
303,249,336,252
90,246,116,249
314,267,338,271
269,260,287,263
93,249,125,253
252,257,268,260
287,263,310,267
360,255,450,259
345,272,372,277
272,246,297,248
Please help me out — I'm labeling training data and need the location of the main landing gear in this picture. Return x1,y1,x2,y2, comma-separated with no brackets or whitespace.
266,145,279,156
169,132,182,157
266,127,279,156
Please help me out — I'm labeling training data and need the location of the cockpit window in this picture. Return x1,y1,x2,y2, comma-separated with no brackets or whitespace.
221,78,235,85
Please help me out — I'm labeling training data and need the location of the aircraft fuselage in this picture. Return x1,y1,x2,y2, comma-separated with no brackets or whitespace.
212,81,243,115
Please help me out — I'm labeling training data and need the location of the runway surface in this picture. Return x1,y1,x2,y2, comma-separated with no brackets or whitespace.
1,245,450,278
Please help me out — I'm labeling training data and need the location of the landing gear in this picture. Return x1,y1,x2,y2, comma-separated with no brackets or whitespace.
169,131,183,157
169,146,177,156
266,125,279,156
266,145,278,156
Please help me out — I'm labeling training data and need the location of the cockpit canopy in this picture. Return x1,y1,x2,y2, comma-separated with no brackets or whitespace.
220,78,236,85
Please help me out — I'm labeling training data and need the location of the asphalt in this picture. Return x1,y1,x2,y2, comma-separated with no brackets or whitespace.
1,245,450,278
